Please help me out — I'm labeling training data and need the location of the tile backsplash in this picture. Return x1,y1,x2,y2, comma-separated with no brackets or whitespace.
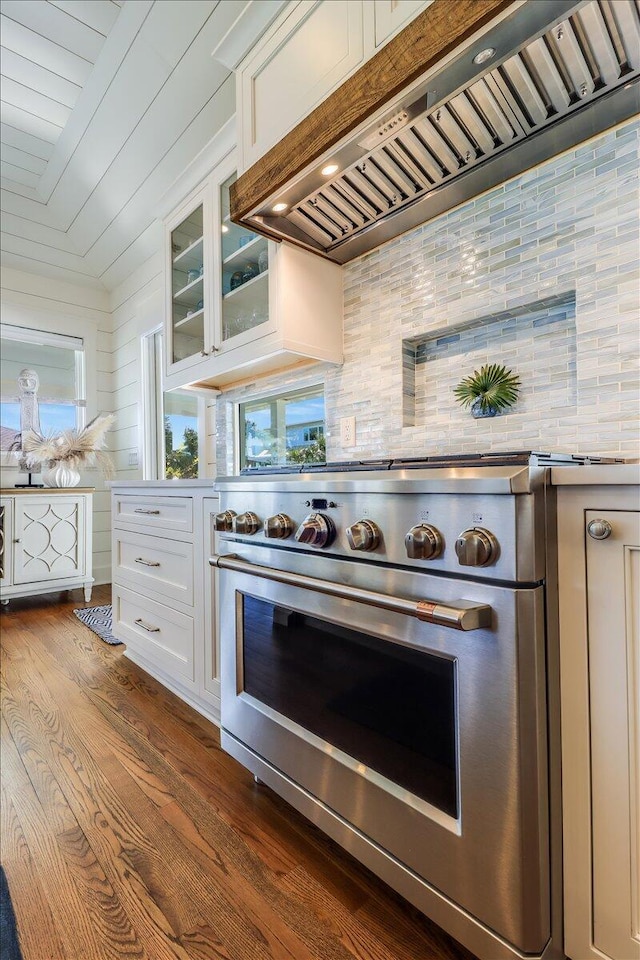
217,118,639,471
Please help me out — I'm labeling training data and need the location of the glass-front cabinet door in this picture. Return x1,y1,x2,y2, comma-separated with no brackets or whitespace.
218,170,271,349
167,187,211,371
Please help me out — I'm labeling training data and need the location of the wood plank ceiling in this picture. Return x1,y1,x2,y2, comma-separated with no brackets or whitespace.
0,0,256,291
1,0,122,190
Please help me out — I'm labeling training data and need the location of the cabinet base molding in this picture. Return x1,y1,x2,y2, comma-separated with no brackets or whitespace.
0,578,94,604
123,646,220,728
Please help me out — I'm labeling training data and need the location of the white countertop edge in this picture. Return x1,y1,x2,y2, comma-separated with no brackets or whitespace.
552,464,640,486
107,479,217,488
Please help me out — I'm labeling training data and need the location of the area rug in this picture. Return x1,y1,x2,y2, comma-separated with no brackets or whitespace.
0,866,23,960
73,605,122,645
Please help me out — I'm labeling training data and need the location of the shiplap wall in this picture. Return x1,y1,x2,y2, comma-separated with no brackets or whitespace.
0,266,113,584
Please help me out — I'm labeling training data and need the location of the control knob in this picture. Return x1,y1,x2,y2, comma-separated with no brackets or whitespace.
264,513,294,539
214,510,236,532
232,511,261,535
405,524,443,560
346,519,380,552
455,527,499,567
294,513,336,549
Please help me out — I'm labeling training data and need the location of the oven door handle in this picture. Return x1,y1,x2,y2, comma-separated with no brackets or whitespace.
209,553,492,631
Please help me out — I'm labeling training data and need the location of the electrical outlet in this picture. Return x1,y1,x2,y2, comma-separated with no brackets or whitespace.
340,416,356,447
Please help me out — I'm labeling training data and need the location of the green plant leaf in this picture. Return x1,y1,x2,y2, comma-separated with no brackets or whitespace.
453,363,521,412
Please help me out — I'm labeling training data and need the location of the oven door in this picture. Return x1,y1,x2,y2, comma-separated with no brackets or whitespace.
214,544,550,954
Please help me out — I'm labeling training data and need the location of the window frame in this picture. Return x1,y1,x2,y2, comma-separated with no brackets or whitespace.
140,326,205,480
236,381,326,473
0,315,96,470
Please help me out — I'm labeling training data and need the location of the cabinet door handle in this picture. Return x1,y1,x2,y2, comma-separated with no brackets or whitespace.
135,557,161,567
134,618,160,633
134,508,160,515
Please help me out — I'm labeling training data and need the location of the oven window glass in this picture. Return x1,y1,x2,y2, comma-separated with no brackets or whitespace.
241,595,458,817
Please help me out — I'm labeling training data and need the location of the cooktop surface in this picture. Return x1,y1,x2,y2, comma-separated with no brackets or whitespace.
241,451,625,475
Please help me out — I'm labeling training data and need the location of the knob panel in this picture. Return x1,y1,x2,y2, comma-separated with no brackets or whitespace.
294,513,336,549
405,524,443,560
214,510,236,532
455,527,499,567
346,519,380,552
264,513,294,539
232,511,261,535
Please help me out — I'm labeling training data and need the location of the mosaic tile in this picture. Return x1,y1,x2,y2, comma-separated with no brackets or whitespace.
215,119,639,465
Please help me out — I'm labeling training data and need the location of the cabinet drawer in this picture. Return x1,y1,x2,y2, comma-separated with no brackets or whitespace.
112,585,194,682
113,530,193,606
113,495,192,533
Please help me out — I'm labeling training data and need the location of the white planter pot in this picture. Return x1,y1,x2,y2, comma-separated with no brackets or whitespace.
42,462,81,487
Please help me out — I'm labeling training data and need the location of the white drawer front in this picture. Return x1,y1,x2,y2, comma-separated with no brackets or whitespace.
113,530,193,606
112,585,194,682
114,495,192,533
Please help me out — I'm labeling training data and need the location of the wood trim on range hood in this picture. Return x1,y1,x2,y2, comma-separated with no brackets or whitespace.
230,0,516,227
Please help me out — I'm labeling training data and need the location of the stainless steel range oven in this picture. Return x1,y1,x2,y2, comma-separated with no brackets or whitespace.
211,452,618,959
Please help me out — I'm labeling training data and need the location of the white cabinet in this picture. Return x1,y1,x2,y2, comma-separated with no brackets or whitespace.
237,0,366,173
165,183,212,383
374,0,433,47
235,0,432,174
557,482,640,960
0,489,93,604
110,484,220,725
202,497,221,715
164,151,342,393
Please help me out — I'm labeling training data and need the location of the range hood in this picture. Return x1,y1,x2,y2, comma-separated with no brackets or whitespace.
230,0,640,264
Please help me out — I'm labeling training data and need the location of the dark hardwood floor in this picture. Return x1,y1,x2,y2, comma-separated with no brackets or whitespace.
1,585,477,960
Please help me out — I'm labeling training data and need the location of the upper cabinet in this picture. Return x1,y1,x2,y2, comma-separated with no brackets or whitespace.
236,0,432,174
164,151,342,393
374,0,433,47
167,186,211,372
219,168,272,351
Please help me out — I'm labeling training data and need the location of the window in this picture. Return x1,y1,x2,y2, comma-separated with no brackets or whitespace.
0,326,85,454
239,386,325,470
142,330,199,479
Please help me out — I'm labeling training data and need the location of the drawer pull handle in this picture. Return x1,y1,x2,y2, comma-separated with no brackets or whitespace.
135,557,161,567
135,618,160,633
134,508,160,515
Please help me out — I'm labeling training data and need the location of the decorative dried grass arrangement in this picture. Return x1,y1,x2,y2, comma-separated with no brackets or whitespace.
22,413,116,477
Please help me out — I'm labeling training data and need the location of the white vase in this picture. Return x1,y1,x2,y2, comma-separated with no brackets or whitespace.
42,462,81,487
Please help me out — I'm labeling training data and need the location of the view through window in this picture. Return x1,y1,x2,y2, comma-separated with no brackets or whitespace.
164,389,199,478
0,327,85,453
143,330,199,479
239,386,325,470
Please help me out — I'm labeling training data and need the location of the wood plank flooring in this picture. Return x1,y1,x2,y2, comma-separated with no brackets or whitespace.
1,586,477,960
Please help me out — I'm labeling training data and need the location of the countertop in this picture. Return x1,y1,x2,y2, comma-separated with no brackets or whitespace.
107,480,216,488
1,487,95,494
551,464,640,486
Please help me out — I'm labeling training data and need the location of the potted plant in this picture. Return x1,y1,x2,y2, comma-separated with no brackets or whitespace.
453,363,521,418
21,413,116,487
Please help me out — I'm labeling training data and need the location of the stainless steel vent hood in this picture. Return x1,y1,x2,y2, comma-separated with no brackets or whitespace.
230,0,640,264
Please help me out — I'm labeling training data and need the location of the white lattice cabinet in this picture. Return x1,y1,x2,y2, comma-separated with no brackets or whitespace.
0,488,94,604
